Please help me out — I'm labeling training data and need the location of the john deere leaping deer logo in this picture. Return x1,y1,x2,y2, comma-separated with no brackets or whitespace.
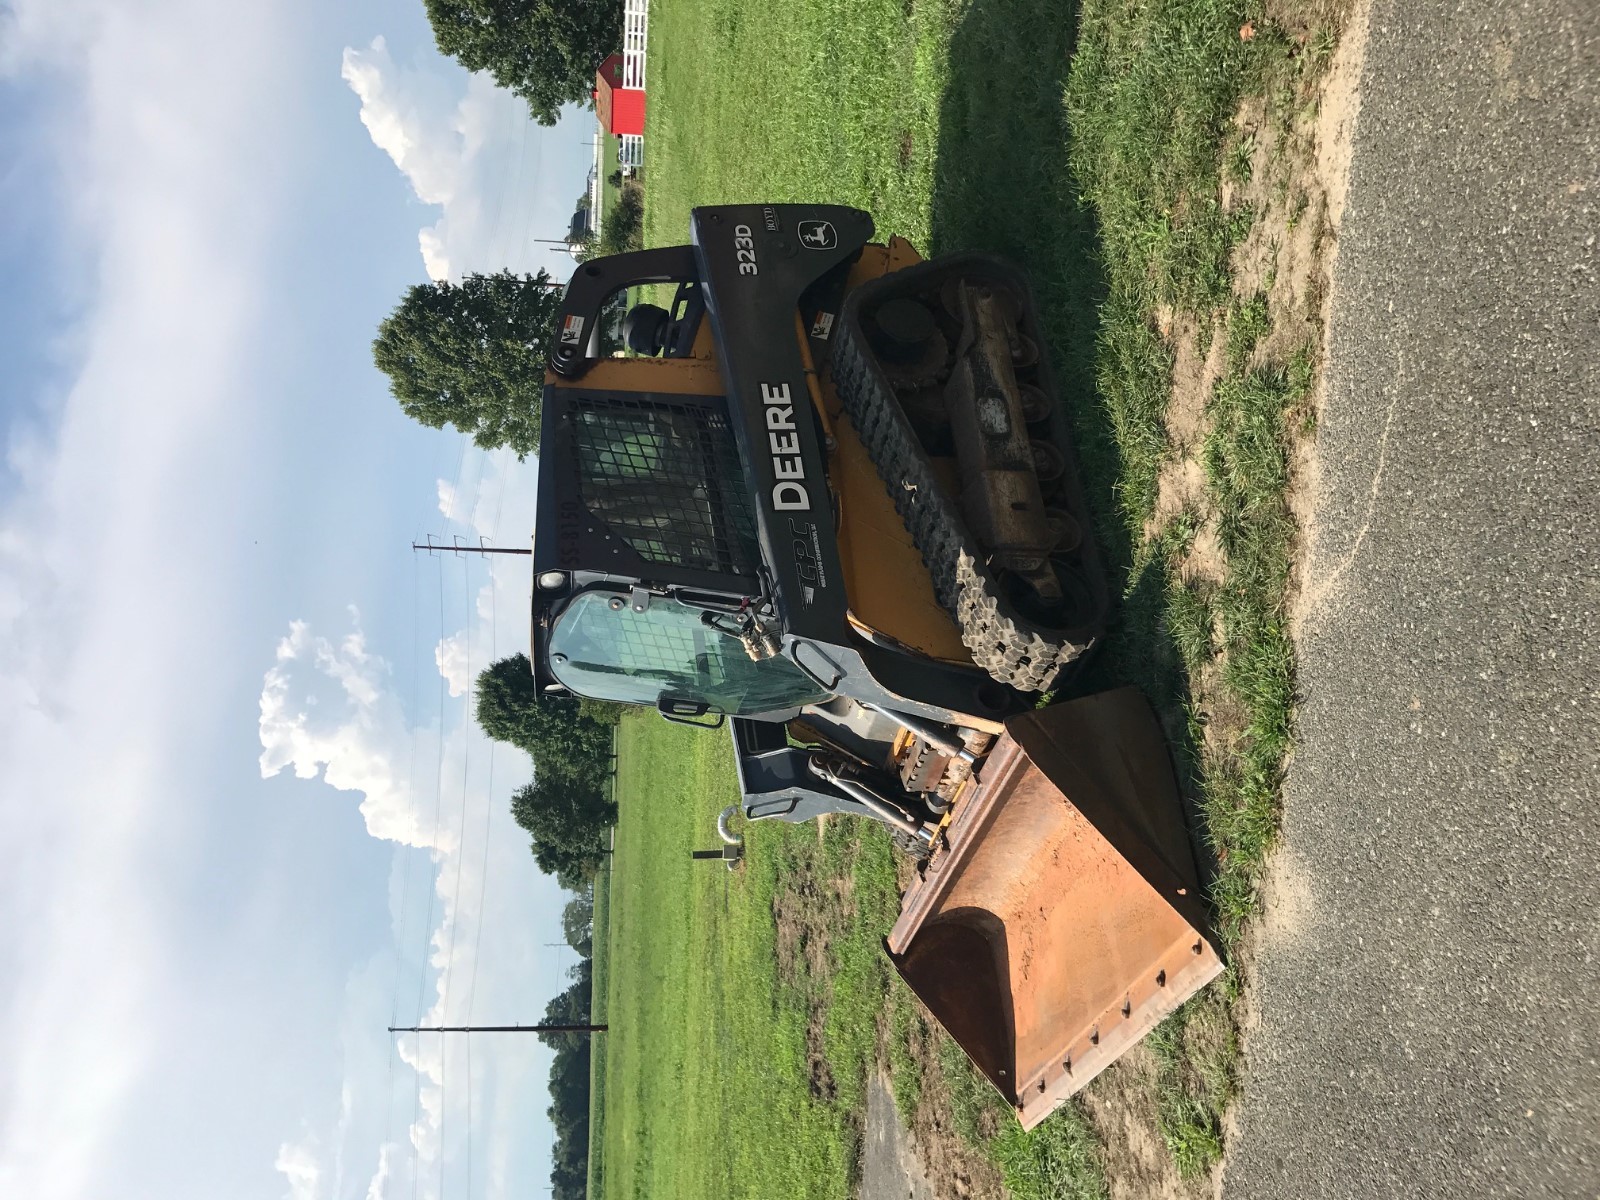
797,220,837,251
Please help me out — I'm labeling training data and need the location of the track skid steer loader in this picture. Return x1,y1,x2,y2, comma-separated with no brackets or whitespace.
530,205,1221,1125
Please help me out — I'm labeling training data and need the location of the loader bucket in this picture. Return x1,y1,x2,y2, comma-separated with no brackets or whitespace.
886,687,1223,1129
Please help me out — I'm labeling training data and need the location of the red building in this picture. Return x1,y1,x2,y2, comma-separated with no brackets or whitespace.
593,52,645,137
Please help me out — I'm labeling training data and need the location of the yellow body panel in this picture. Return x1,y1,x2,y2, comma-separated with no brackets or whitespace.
824,239,972,665
544,332,721,396
828,409,972,664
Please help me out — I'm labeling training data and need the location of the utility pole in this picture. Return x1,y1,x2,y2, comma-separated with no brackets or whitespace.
389,1023,608,1034
413,536,531,557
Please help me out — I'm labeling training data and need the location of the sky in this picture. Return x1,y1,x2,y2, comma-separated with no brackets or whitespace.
0,2,603,1197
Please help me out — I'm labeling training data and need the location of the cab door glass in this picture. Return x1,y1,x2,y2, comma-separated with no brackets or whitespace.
546,591,829,716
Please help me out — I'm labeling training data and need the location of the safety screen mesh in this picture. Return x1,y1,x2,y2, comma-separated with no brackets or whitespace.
583,602,700,679
571,395,759,577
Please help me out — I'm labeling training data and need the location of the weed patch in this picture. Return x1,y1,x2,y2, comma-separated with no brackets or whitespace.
991,1107,1110,1200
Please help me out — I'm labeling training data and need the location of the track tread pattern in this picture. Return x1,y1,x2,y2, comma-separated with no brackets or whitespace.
832,269,1097,692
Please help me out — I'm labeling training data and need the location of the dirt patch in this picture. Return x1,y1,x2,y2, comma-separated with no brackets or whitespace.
1287,0,1373,639
1150,455,1229,587
1149,287,1232,589
1227,75,1331,372
1193,659,1251,759
807,1007,838,1102
771,874,836,989
1166,315,1228,454
904,1059,1007,1198
877,994,1007,1200
1082,1050,1217,1200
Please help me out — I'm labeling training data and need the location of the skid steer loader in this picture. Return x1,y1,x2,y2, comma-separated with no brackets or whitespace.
530,205,1221,1126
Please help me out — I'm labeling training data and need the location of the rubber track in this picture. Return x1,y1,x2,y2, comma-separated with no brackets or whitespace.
832,280,1094,692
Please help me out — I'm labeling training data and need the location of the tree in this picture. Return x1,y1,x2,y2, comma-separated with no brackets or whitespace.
475,652,548,749
540,960,594,1200
476,654,615,768
544,849,605,894
561,894,594,956
599,181,644,255
576,696,627,725
373,270,560,459
510,775,615,884
478,653,617,884
537,959,593,1048
423,0,622,126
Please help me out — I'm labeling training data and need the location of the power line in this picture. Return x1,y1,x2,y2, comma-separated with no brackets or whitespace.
438,550,477,1200
384,551,426,1182
410,552,450,1200
390,1024,609,1035
463,500,507,1200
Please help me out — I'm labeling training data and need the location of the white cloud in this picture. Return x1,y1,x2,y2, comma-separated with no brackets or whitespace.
259,615,431,850
256,448,554,1196
364,1142,399,1200
0,3,319,1199
341,35,588,283
341,36,460,211
256,610,456,1184
436,477,466,522
275,1136,324,1200
435,630,472,697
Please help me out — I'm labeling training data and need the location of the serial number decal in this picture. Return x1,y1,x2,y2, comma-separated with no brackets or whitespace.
734,224,758,276
761,382,809,511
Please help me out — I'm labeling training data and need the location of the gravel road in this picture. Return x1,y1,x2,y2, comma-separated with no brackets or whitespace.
1225,0,1600,1196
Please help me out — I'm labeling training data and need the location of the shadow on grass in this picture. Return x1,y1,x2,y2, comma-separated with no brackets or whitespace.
927,0,1217,893
927,0,1114,566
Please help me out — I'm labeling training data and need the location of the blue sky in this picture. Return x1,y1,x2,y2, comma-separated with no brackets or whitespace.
0,2,602,1198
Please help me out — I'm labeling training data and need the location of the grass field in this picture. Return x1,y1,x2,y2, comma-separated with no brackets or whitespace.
584,767,614,1200
585,864,611,1198
617,0,1350,1188
596,715,915,1200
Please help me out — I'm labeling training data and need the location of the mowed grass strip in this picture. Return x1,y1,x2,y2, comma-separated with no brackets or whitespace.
585,840,612,1200
642,0,952,250
601,714,914,1200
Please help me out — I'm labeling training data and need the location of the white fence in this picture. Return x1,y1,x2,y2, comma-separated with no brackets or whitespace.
622,0,648,89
